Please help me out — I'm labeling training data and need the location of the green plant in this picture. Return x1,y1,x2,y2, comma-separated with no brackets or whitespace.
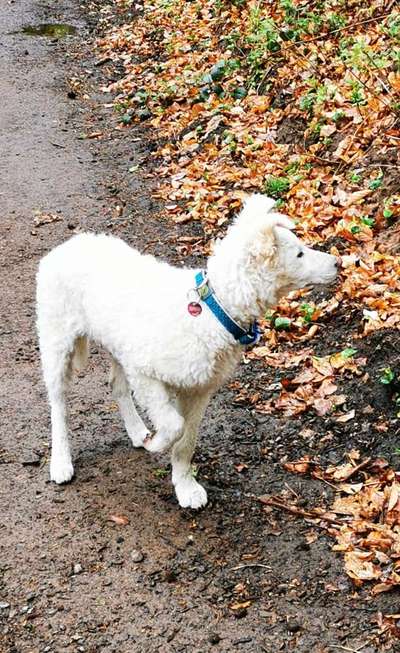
332,109,345,122
299,80,329,114
386,14,400,41
300,303,315,323
379,368,395,385
244,8,281,86
274,316,291,330
361,216,375,227
328,12,347,31
379,367,400,416
369,174,384,190
349,171,362,184
349,82,366,106
340,348,357,359
153,467,169,478
284,160,300,175
264,175,290,198
232,86,247,99
248,8,281,52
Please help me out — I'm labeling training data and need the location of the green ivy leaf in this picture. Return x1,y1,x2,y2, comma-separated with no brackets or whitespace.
274,317,291,330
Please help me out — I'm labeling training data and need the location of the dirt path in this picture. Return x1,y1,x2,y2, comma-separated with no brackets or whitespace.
0,2,398,653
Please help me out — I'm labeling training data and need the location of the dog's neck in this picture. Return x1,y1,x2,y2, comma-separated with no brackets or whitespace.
206,253,277,328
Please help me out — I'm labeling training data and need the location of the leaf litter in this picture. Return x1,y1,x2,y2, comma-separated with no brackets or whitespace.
260,452,400,596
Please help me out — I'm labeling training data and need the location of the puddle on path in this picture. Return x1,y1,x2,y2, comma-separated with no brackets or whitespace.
16,24,77,38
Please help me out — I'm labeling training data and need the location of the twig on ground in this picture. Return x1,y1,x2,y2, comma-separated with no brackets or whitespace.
330,644,369,653
258,496,344,526
344,456,372,481
284,482,300,499
230,563,272,572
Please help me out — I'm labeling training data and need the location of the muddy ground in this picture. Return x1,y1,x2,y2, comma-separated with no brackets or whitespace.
1,2,400,652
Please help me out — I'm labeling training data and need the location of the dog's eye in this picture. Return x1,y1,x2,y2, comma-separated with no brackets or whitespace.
297,251,304,258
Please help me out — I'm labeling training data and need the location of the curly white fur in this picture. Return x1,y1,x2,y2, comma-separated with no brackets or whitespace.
36,194,338,509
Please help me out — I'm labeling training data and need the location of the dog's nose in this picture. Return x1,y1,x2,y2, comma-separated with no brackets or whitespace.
335,256,342,269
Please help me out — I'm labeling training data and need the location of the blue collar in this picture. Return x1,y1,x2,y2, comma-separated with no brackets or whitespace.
194,271,261,346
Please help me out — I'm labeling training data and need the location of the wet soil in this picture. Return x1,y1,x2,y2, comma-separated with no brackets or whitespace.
1,2,400,653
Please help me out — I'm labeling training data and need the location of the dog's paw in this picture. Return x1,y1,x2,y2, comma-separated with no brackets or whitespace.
175,478,208,510
129,426,151,448
50,459,74,484
143,431,170,453
144,415,184,453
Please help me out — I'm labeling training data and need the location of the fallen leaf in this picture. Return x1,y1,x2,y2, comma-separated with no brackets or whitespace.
344,550,381,582
109,514,130,526
235,463,248,473
335,409,355,423
283,458,311,474
229,600,252,610
33,211,63,227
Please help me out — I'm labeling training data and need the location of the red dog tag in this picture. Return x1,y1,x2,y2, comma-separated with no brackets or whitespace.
188,302,202,316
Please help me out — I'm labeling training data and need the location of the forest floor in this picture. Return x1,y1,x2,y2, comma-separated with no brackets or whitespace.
0,1,399,652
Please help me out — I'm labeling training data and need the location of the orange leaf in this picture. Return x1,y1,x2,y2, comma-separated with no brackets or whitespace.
283,457,311,474
109,514,130,526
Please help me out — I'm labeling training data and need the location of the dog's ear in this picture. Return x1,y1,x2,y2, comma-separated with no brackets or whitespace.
270,213,295,231
236,194,294,231
250,213,295,266
241,194,276,216
250,222,278,266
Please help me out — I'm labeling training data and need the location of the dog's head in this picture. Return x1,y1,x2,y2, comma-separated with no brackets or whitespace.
239,194,339,302
209,194,339,312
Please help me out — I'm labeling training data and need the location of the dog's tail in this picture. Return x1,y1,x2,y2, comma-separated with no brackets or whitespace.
71,335,89,373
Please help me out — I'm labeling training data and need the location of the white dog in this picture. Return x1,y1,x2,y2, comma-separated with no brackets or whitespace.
36,195,338,509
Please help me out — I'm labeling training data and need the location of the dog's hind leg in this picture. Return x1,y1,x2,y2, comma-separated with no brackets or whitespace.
109,359,150,447
171,390,211,509
131,375,184,453
39,333,76,484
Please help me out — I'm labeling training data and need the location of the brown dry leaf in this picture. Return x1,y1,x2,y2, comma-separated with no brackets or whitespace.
333,188,372,207
291,368,319,385
388,71,400,92
33,211,63,227
109,514,130,526
283,457,311,474
312,357,334,378
335,409,355,423
229,600,252,611
305,530,319,545
338,482,364,495
316,379,338,397
388,484,400,512
372,581,399,595
319,123,336,138
313,397,334,416
344,550,381,582
299,428,315,440
85,131,103,139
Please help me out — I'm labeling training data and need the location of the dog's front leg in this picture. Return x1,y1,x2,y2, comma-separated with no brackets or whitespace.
131,375,184,453
109,359,150,446
171,391,211,510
